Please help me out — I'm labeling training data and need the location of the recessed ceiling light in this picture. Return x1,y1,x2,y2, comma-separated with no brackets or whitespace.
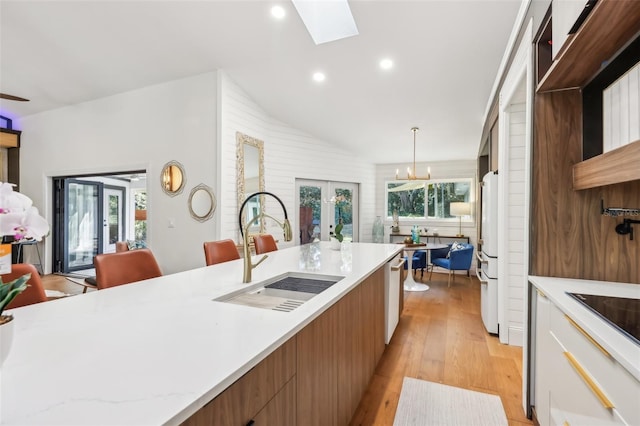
380,59,393,70
271,5,286,19
313,72,326,82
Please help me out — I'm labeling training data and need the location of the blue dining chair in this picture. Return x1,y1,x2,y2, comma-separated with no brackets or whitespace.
429,243,474,287
404,250,427,278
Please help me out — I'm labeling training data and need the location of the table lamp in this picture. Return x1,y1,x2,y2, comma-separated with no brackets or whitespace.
450,202,471,237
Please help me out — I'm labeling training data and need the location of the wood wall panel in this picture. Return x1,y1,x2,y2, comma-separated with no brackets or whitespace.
531,90,583,278
601,180,640,282
532,90,640,284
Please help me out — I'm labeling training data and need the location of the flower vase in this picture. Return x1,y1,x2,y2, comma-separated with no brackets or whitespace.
330,237,341,250
372,216,384,243
0,315,14,367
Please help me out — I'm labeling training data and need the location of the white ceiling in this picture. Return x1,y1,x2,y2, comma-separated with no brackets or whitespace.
0,0,522,164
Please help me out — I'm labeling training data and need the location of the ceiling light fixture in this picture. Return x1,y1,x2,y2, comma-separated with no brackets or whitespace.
380,58,393,70
313,72,326,82
396,127,431,180
291,0,358,45
271,5,286,19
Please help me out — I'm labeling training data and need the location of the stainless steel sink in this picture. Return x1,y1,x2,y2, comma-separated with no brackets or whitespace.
215,272,343,312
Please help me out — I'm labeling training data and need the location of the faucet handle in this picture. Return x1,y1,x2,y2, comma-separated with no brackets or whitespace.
252,254,268,269
283,219,293,242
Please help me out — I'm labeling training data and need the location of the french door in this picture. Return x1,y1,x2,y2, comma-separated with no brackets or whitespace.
103,187,125,253
296,179,359,244
54,179,103,272
53,178,127,273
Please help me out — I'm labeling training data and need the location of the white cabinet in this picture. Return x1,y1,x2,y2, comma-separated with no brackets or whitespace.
532,287,639,425
552,0,588,59
533,290,552,423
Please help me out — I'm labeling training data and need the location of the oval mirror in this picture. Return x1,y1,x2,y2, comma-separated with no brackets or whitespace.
161,161,186,196
188,183,216,222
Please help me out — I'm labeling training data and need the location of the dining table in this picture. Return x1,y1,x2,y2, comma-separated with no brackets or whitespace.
402,242,448,291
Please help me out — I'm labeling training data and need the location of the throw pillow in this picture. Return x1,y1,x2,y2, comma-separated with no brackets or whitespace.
126,239,147,250
446,242,465,258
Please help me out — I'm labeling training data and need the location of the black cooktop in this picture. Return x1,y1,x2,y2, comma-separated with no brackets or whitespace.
567,293,640,346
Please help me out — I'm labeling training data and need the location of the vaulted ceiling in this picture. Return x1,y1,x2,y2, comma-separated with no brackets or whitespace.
0,1,522,164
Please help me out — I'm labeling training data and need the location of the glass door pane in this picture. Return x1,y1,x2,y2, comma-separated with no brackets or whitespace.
330,183,358,242
298,183,324,244
65,179,103,271
296,180,359,245
103,187,125,253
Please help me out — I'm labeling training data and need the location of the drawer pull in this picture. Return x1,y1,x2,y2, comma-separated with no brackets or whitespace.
536,288,546,298
564,315,611,358
563,352,614,409
390,259,405,271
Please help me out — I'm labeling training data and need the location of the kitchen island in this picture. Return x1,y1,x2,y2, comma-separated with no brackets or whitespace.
0,242,402,425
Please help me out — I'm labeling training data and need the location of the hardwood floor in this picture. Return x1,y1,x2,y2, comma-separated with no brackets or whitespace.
40,270,531,425
349,271,532,426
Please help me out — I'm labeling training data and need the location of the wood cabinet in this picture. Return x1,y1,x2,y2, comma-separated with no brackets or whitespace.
551,0,587,59
532,289,638,426
183,266,386,426
531,0,640,284
298,267,385,425
182,337,296,426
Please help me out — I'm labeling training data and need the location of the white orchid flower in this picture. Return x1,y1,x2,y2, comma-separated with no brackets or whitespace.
0,207,50,242
0,182,33,214
0,182,50,241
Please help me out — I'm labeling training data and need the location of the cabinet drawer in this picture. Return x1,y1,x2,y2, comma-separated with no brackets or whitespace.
549,305,638,425
547,331,626,425
183,337,297,426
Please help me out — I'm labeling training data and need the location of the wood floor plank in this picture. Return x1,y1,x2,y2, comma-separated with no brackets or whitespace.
350,272,532,426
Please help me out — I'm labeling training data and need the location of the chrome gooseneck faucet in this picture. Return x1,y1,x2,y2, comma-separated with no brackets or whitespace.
238,191,292,283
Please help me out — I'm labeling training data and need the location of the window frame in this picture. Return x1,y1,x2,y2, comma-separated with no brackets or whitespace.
385,177,475,224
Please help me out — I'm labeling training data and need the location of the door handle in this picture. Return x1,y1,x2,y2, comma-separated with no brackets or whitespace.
476,269,487,285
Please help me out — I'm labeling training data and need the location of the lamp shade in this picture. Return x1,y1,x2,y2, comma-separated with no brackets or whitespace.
450,202,471,217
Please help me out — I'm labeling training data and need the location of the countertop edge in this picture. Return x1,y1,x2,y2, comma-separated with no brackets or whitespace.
528,275,640,381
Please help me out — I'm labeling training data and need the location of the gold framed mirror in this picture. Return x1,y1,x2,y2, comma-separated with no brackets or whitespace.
236,132,265,238
188,183,216,222
160,160,185,196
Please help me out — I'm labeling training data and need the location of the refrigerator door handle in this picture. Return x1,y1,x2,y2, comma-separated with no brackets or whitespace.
476,252,487,263
476,269,487,284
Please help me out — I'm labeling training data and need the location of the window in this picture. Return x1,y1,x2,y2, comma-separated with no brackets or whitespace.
386,179,472,220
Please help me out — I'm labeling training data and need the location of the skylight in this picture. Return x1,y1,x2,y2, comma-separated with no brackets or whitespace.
291,0,359,45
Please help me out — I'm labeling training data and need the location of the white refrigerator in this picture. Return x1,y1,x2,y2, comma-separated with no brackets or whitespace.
480,171,499,334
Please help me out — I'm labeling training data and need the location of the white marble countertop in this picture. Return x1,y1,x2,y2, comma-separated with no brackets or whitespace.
0,242,402,425
528,275,640,381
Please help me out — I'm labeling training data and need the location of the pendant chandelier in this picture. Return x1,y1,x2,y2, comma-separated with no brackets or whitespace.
396,127,431,180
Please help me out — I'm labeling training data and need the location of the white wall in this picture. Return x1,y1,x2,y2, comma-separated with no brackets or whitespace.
218,72,377,245
497,18,533,348
17,72,218,274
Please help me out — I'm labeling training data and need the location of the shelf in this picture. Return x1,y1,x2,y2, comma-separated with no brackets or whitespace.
537,0,640,92
573,140,640,190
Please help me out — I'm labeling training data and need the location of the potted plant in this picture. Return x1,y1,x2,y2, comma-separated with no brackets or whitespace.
0,182,49,366
0,274,30,366
330,219,344,250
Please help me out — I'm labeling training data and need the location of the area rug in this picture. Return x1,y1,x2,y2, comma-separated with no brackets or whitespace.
393,377,508,426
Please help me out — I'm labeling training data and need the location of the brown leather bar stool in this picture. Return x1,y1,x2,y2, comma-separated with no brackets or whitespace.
203,239,240,266
252,234,278,255
93,249,162,289
2,263,47,308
